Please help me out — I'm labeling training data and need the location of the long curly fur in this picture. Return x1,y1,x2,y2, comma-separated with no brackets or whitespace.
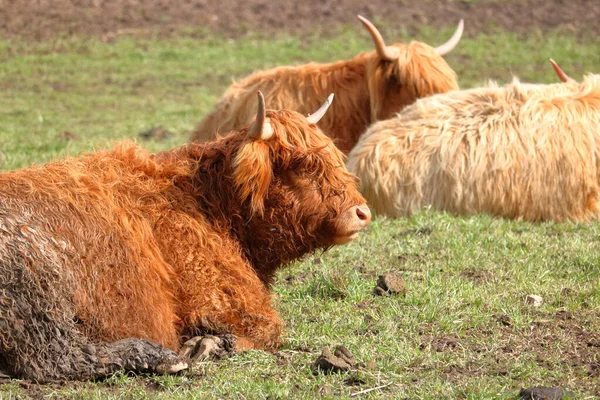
347,74,600,222
0,110,366,382
190,41,458,153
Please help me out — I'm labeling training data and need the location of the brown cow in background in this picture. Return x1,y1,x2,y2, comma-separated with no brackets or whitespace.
0,92,371,382
190,16,463,153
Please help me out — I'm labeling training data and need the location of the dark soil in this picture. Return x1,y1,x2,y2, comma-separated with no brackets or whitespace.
0,0,598,41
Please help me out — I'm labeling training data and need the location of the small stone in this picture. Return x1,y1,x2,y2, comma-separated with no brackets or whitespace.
374,273,407,296
525,295,544,307
519,386,574,399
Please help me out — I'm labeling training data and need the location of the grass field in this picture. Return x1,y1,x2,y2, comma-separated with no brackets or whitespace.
0,23,599,399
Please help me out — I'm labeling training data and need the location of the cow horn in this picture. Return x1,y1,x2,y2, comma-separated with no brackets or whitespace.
357,15,398,61
434,19,464,56
549,58,573,83
248,91,274,140
307,93,335,125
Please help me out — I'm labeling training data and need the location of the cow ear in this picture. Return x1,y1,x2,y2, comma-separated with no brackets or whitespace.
248,91,274,141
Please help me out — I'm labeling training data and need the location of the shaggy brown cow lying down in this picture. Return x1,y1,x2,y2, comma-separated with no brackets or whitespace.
0,92,371,382
190,16,462,153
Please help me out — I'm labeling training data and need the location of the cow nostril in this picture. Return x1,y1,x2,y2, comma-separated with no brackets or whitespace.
355,205,371,223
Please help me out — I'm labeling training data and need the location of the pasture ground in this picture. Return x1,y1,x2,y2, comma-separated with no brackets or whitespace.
0,0,599,398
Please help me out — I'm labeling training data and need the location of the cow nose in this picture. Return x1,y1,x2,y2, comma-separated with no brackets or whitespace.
354,205,371,226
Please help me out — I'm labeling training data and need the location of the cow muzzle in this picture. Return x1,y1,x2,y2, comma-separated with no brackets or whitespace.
332,204,372,245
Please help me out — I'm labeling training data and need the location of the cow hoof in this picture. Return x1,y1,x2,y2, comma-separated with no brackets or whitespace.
192,336,222,361
179,336,204,359
179,335,236,363
155,359,189,375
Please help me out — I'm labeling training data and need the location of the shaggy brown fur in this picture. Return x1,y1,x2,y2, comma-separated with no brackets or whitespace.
190,37,458,153
347,75,600,222
0,110,369,382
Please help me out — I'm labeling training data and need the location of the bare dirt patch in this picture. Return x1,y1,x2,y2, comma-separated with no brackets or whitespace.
493,310,599,395
0,0,598,41
419,334,461,352
412,310,600,396
460,267,493,284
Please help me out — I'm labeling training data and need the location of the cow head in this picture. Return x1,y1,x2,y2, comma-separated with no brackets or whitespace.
358,15,462,121
232,92,370,265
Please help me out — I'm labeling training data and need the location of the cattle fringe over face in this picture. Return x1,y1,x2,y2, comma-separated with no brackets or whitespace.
347,74,600,222
0,92,371,382
190,16,462,153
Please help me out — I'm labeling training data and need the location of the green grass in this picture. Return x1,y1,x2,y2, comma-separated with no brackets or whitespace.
0,24,599,399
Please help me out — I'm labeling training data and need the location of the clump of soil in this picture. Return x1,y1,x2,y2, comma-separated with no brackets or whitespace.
373,273,407,296
312,345,359,374
525,294,544,307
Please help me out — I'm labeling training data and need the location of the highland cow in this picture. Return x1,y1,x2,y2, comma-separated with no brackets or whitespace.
190,15,463,153
0,92,371,382
347,71,600,222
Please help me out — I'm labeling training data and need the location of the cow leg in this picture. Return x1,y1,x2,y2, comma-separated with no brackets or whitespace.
0,242,186,382
180,267,283,353
82,338,188,377
0,283,187,382
0,299,187,382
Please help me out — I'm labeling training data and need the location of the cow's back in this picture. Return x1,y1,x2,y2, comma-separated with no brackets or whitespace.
349,79,600,222
190,61,371,152
0,153,180,348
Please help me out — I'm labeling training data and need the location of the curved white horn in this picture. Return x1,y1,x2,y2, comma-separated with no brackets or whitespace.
434,19,464,56
549,58,573,83
248,91,273,140
357,15,398,61
307,93,335,125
